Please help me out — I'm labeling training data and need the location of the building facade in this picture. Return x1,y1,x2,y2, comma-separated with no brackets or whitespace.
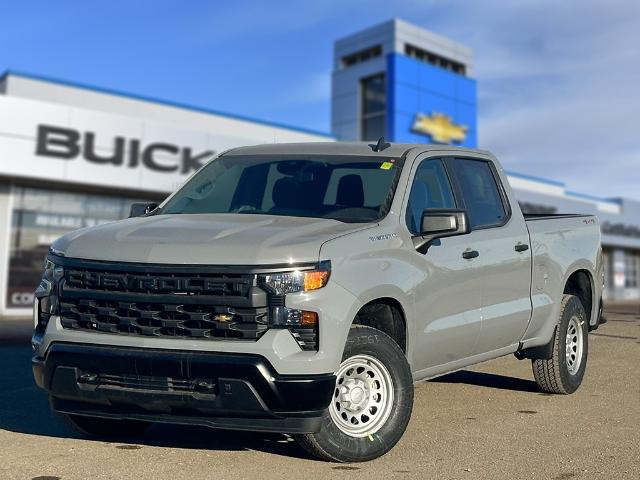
332,19,476,147
331,19,640,302
0,18,638,320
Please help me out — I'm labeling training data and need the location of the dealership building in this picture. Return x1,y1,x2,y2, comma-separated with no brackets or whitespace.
1,19,639,319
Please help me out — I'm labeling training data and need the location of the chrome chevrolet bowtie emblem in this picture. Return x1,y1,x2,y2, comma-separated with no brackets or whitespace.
412,112,467,144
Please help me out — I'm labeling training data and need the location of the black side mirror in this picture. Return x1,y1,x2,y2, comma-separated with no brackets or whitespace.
129,202,159,218
412,209,469,252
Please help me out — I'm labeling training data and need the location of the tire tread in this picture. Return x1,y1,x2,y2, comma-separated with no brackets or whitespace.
532,294,585,395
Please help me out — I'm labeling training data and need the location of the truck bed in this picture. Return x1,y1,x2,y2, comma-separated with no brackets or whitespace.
521,212,602,346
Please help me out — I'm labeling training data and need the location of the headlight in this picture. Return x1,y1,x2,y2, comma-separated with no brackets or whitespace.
259,262,329,351
260,262,331,295
43,257,64,279
34,256,64,333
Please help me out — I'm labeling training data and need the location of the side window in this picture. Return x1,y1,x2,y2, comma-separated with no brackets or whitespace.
405,159,456,234
449,158,506,229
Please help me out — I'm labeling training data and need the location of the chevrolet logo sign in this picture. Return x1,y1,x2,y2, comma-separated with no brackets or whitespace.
412,112,467,144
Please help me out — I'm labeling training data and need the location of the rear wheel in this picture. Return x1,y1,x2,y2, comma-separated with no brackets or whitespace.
64,414,150,438
532,294,589,394
295,325,414,462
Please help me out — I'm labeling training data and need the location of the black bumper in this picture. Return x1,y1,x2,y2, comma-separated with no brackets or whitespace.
32,343,335,434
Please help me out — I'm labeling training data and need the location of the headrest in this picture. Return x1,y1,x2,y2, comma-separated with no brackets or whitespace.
336,174,364,208
272,177,299,208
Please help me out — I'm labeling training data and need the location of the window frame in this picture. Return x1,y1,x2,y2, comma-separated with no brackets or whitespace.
403,157,458,235
442,156,512,231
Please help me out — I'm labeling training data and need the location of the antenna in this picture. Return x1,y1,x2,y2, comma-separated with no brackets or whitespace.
370,136,391,152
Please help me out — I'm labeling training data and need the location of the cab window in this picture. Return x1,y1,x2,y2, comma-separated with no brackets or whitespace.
406,159,456,235
449,158,506,229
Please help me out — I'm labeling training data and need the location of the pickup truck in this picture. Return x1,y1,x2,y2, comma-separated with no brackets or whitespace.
32,141,604,462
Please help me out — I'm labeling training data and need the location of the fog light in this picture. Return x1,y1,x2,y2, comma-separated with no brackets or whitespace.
272,306,300,326
271,307,318,327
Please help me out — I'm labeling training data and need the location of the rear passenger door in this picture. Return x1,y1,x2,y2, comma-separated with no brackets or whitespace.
445,158,532,354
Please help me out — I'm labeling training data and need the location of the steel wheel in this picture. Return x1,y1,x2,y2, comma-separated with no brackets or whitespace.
328,354,394,438
296,326,414,462
565,315,584,375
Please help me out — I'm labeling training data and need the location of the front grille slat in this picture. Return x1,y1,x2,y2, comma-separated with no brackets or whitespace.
60,266,268,342
60,287,261,308
290,327,318,351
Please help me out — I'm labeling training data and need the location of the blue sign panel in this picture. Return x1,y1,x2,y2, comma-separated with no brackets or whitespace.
386,53,477,147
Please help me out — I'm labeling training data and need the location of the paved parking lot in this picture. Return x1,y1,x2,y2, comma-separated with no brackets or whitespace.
0,309,638,480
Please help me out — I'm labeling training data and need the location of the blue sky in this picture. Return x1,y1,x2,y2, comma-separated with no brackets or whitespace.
2,0,639,199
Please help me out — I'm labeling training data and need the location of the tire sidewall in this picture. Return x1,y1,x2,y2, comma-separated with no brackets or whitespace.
313,327,414,462
558,296,589,393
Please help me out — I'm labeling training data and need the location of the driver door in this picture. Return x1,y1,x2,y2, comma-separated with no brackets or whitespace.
406,157,482,372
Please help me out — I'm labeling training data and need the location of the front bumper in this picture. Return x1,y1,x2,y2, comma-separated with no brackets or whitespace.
33,342,335,434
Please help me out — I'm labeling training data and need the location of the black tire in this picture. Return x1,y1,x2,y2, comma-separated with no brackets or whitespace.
64,414,150,438
532,294,589,394
295,325,414,462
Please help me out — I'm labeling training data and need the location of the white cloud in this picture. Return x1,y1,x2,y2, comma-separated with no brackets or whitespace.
412,0,640,199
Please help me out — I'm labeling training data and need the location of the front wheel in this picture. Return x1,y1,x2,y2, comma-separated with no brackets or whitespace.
295,325,414,462
532,294,589,394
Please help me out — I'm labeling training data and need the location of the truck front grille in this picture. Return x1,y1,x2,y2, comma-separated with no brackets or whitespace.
60,299,268,339
58,263,268,341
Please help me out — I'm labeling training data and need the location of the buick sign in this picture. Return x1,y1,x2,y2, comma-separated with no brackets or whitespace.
35,124,214,174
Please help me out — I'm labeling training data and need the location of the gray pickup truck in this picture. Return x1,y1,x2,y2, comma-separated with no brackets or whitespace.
32,141,604,462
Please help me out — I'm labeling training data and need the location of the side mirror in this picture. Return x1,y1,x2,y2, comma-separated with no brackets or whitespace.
129,202,159,218
412,209,469,253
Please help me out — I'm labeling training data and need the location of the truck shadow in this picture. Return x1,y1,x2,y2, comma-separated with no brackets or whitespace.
432,370,539,393
0,345,311,459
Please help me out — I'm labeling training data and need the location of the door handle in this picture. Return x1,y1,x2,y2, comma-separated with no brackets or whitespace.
462,249,479,259
515,243,529,252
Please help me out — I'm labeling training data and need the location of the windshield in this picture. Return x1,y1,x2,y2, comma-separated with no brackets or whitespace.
161,154,404,222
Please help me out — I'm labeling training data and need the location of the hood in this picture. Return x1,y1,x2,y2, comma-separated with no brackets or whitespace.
51,214,371,265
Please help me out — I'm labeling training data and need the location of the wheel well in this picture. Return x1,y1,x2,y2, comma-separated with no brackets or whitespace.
564,270,593,323
352,298,407,353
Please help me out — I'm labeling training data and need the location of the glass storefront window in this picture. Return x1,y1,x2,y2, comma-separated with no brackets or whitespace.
6,185,155,309
360,73,386,141
624,251,639,289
